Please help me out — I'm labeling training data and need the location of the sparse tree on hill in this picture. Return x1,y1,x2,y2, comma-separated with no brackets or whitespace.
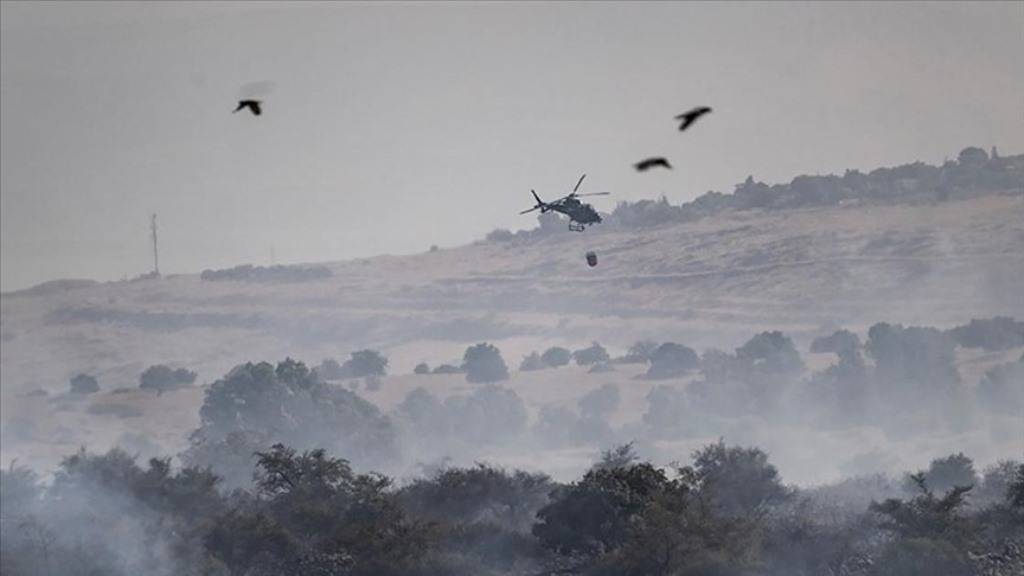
343,349,388,378
69,373,99,395
573,342,610,366
645,342,699,379
541,347,571,368
463,343,509,383
139,364,196,393
519,352,545,372
621,340,659,364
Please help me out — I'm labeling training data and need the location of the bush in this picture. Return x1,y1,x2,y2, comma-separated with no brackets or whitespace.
541,347,572,368
413,362,431,375
645,342,699,379
69,373,99,395
139,365,196,393
463,343,509,383
572,342,610,366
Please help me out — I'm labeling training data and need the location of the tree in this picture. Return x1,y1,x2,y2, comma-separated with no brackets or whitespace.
957,146,988,167
413,362,430,375
947,316,1024,351
905,453,978,495
645,342,699,379
870,473,976,575
139,364,196,393
432,363,463,375
1009,464,1024,509
444,385,527,445
976,460,1022,506
463,343,509,383
519,352,545,372
316,358,346,380
682,440,792,519
343,349,388,378
572,342,610,366
399,464,552,532
866,323,959,393
69,373,99,395
621,340,659,364
736,331,804,378
188,359,396,479
541,347,572,368
810,329,862,358
533,461,673,556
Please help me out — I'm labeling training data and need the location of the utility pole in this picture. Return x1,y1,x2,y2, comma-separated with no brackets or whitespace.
150,213,160,276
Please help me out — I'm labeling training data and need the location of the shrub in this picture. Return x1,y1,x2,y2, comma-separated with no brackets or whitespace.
947,316,1024,351
572,342,610,366
343,349,388,378
69,373,100,395
621,340,659,364
463,343,509,383
541,347,572,368
432,363,464,375
139,365,196,392
645,342,699,379
519,352,545,372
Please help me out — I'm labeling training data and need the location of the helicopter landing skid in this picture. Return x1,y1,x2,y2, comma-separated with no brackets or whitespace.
568,222,587,232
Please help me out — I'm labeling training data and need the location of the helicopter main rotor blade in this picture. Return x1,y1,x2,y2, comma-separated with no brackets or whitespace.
573,173,587,193
574,192,611,197
520,206,541,215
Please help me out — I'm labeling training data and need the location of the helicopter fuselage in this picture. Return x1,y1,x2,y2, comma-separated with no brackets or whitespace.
548,200,602,231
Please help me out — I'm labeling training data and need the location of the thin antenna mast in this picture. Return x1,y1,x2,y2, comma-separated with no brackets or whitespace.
150,213,160,276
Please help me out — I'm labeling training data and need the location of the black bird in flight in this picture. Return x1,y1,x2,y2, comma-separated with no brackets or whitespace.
675,106,712,131
233,99,262,116
634,157,672,171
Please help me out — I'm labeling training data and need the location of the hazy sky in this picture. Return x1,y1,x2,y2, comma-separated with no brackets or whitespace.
2,1,1022,291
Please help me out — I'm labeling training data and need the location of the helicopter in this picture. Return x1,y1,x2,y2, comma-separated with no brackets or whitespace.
520,174,610,232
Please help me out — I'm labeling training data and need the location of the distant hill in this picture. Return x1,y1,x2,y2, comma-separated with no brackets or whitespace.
2,146,1022,482
1,148,1021,394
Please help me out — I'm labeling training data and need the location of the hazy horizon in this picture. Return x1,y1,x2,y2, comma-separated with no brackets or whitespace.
3,1,1023,291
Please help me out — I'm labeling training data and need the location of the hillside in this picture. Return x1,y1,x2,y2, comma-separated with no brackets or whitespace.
1,150,1022,481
